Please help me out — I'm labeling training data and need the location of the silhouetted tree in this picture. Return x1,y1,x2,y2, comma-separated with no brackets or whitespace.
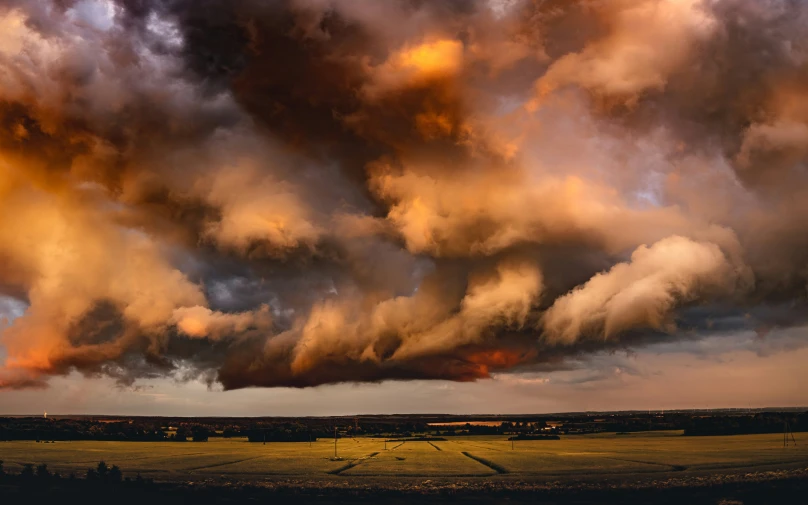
174,427,189,441
0,459,4,477
20,463,34,480
36,463,51,479
96,461,109,480
86,468,98,481
192,427,209,442
108,465,122,483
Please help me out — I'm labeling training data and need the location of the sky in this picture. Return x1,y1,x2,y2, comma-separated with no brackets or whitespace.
1,0,808,415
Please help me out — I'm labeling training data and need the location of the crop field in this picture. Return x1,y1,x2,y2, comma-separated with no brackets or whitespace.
2,432,807,483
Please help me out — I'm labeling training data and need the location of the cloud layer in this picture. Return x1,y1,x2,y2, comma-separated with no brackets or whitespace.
0,0,807,390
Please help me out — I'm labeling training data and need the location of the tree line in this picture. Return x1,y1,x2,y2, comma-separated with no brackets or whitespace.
683,412,808,436
2,411,806,441
0,459,154,488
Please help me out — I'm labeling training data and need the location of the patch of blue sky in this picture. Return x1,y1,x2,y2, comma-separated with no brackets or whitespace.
68,0,117,32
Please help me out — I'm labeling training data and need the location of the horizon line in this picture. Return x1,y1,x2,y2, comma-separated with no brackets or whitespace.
4,406,807,419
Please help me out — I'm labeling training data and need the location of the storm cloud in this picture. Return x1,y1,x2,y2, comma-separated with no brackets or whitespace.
1,0,807,391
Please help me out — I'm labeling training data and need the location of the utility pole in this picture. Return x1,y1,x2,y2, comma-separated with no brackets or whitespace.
784,418,797,448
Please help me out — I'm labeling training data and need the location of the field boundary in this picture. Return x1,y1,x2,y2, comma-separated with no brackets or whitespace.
451,440,504,452
8,452,212,468
461,452,508,474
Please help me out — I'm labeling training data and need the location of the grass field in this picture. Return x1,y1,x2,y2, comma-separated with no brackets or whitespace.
2,431,807,482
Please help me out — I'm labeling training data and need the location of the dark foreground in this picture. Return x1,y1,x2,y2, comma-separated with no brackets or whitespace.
2,471,808,505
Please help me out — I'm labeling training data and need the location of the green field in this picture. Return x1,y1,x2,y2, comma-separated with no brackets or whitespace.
2,432,807,482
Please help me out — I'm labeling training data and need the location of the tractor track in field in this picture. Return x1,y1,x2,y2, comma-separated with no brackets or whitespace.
64,452,212,465
603,457,688,472
461,452,508,474
328,452,380,475
427,441,441,451
187,456,266,471
390,441,406,451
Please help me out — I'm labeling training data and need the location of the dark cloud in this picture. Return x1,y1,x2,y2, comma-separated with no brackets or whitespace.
1,0,808,391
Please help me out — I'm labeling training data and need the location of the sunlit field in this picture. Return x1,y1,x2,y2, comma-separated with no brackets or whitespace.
2,431,807,482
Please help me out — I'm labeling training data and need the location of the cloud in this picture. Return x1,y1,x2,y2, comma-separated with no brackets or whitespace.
171,304,272,340
543,236,752,344
0,0,806,391
531,0,716,109
197,160,323,257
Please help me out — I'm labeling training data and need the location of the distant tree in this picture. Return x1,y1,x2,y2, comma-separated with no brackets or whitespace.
36,464,51,479
86,468,98,481
108,465,122,483
20,463,34,480
97,461,109,479
192,428,209,442
174,427,189,442
0,459,4,477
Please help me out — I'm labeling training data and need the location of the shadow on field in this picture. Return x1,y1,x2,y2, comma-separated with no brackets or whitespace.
2,459,808,504
1,477,808,505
